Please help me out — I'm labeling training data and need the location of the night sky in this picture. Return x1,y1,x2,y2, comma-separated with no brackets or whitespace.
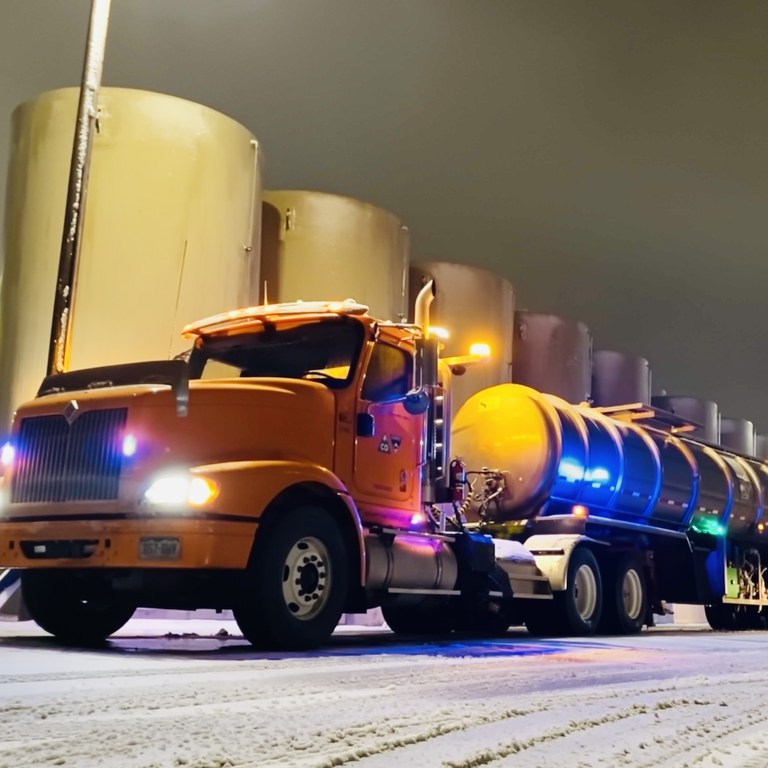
2,1,768,429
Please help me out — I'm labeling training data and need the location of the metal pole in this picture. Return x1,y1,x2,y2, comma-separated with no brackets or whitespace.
47,0,111,375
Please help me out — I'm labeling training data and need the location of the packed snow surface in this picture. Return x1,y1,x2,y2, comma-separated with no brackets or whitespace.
1,619,767,767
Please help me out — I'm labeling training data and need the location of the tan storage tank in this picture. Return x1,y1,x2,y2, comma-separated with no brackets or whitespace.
409,262,514,414
512,311,592,404
261,191,409,321
0,87,262,432
591,350,651,407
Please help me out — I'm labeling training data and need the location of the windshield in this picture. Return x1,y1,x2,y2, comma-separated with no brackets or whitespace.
189,317,364,388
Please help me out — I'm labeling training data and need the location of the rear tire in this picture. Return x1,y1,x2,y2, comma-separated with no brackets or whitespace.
382,599,454,636
599,556,647,634
21,570,135,645
233,506,348,650
705,603,739,631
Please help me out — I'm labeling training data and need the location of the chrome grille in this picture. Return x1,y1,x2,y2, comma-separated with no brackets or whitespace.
12,408,128,502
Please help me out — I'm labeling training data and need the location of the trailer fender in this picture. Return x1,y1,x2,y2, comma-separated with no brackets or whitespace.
524,534,608,592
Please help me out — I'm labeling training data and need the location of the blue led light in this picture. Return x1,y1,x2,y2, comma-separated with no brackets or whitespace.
122,434,138,458
586,467,610,483
558,459,585,482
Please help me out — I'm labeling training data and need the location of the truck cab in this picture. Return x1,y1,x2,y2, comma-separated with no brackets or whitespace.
1,297,511,649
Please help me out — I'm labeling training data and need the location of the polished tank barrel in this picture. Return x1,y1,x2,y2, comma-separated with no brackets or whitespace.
0,88,262,431
261,191,409,321
452,383,767,539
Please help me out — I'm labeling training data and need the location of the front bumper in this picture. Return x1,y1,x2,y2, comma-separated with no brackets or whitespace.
0,515,257,570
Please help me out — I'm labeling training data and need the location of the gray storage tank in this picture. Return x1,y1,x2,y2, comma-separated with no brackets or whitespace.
650,396,720,444
512,311,592,404
591,350,651,407
720,417,756,456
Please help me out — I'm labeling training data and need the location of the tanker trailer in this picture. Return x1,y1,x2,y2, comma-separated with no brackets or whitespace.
452,383,768,635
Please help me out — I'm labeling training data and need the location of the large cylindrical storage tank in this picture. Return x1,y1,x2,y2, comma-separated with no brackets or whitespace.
512,312,592,404
591,350,651,407
0,87,262,432
408,262,514,414
260,191,409,321
452,383,763,538
650,396,720,444
720,417,756,455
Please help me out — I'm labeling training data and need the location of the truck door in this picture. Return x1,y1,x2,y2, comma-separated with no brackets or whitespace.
351,341,423,520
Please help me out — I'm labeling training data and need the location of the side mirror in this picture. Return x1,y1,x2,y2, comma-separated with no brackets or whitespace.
403,389,430,415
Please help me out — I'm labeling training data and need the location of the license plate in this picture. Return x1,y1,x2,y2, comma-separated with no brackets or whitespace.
139,537,181,560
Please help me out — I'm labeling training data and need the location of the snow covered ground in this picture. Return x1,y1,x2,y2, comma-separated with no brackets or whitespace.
1,618,767,768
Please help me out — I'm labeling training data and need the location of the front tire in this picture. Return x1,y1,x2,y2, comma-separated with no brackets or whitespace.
233,506,348,650
21,570,135,645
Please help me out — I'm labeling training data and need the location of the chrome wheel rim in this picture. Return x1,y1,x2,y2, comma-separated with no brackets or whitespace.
573,563,598,621
622,568,643,621
282,537,331,620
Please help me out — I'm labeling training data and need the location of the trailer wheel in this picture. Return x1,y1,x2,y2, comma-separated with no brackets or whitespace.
21,570,135,645
233,506,348,650
555,547,602,635
705,603,741,631
599,556,646,634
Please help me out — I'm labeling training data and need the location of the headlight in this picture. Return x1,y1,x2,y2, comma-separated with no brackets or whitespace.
143,473,219,508
0,442,14,469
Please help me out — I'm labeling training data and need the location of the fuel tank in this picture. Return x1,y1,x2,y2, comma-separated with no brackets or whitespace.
452,383,767,539
0,88,262,433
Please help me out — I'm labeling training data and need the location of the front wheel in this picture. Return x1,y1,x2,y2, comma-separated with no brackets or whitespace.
233,506,348,650
21,570,135,645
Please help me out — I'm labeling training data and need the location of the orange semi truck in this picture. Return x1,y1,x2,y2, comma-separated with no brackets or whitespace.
0,284,548,648
1,283,767,648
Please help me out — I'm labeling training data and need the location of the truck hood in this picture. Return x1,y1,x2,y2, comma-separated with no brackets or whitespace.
12,377,337,474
